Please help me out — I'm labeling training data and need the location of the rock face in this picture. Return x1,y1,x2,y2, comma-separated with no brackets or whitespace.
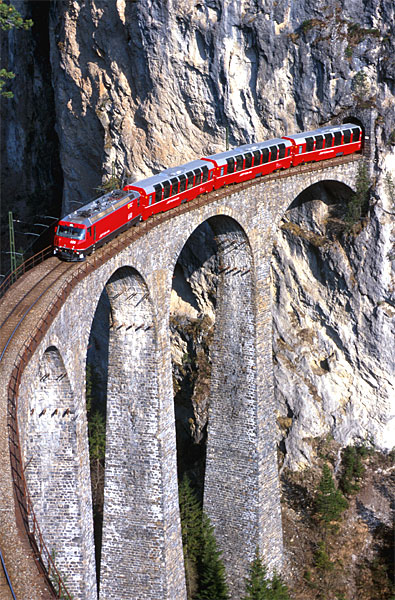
272,193,394,469
1,2,394,460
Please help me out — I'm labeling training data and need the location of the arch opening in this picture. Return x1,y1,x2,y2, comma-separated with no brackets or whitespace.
171,215,258,598
170,220,219,499
285,179,365,240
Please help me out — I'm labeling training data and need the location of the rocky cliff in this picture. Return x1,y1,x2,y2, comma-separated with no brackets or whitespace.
1,0,394,466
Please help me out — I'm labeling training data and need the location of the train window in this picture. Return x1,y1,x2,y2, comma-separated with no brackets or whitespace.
171,178,179,195
269,146,277,160
253,150,261,165
352,127,360,142
88,227,92,237
202,166,209,182
278,144,286,159
220,166,225,176
163,181,171,199
193,168,202,185
148,194,153,206
244,153,253,168
235,155,243,171
57,225,86,240
315,135,324,150
343,129,351,144
306,137,314,152
324,133,333,148
299,146,303,154
261,148,269,163
334,131,342,146
187,171,194,189
179,175,187,192
154,184,163,202
226,158,235,173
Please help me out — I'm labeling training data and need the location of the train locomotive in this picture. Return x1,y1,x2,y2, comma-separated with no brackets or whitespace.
53,123,362,261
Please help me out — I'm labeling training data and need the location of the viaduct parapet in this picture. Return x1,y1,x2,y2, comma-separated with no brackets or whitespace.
0,157,363,600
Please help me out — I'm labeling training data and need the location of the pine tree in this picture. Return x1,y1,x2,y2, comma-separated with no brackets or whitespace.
196,512,229,600
345,161,370,228
269,572,291,600
242,550,290,600
242,549,270,600
315,464,348,525
339,446,365,496
179,476,203,599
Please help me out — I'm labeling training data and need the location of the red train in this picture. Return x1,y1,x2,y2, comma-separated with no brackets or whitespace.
54,123,362,260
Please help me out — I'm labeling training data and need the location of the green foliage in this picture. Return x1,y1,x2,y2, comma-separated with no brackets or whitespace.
345,161,370,229
301,19,314,33
0,1,33,98
270,572,291,600
314,541,335,572
0,1,33,30
196,512,229,599
179,476,203,599
345,46,353,59
86,364,106,462
242,550,270,600
315,464,348,525
0,67,14,98
49,549,73,599
178,477,228,600
88,410,106,462
242,550,290,600
352,71,370,100
339,446,366,496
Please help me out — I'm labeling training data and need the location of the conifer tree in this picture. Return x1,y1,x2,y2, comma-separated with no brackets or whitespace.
270,571,291,600
179,476,203,599
196,512,229,600
339,446,365,496
242,549,270,600
242,550,290,600
315,463,348,525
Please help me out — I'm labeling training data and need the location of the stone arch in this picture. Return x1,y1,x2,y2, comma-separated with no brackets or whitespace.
171,214,264,598
23,345,88,599
96,266,174,600
287,179,355,211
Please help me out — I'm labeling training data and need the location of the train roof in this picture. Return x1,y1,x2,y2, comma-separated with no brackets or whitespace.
204,138,292,166
61,188,139,227
285,123,361,143
126,159,211,195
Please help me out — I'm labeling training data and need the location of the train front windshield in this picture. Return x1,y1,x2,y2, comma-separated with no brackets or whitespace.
57,225,86,240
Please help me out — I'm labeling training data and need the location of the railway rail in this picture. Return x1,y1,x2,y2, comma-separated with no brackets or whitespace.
0,152,362,598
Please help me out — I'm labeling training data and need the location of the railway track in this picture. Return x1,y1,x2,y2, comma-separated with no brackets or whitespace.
0,259,76,361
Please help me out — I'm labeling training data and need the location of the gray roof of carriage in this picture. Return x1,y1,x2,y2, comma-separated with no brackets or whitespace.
128,159,211,194
285,123,358,142
204,137,291,165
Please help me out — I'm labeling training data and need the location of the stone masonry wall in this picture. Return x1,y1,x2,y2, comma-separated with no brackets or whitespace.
12,159,362,599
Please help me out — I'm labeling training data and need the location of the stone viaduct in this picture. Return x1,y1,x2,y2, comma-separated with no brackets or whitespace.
0,114,373,600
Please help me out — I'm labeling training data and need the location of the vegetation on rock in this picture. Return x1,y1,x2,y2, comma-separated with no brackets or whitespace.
0,1,33,98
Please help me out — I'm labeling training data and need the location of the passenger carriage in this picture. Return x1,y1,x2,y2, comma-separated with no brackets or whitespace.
202,138,294,188
284,123,362,166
